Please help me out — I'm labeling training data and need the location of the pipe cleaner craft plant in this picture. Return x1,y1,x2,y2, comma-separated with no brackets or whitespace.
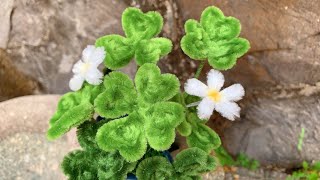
47,6,250,180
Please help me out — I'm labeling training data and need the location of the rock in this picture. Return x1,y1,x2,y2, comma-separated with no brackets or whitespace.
164,0,320,168
0,48,40,102
6,0,129,94
0,95,78,179
0,0,13,48
224,167,287,180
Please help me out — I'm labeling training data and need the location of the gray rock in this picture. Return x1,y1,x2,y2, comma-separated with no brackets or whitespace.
0,0,13,48
224,167,287,180
0,95,78,179
6,0,129,94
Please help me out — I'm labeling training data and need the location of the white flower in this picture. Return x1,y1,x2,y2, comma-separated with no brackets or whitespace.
69,45,106,91
184,69,245,121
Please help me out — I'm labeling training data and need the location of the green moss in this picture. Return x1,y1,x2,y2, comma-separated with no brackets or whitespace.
47,84,104,140
96,8,172,69
181,6,250,70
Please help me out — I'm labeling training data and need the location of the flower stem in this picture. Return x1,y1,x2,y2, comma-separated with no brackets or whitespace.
194,61,205,79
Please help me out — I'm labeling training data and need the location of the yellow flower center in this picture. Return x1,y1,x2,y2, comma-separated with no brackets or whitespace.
208,89,221,102
80,63,91,74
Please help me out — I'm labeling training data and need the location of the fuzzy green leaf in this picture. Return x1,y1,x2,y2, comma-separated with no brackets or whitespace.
173,147,216,176
136,156,174,180
62,150,135,180
47,103,94,140
135,63,180,104
122,7,163,40
145,102,185,150
181,6,250,70
186,113,221,153
135,38,172,66
177,120,192,137
96,35,134,70
96,112,147,162
95,72,137,118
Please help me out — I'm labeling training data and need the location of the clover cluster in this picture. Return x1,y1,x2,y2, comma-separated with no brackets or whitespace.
47,6,249,180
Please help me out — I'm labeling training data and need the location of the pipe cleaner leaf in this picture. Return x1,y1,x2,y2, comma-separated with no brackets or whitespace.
62,150,136,180
173,147,217,176
96,112,147,162
135,38,172,66
47,84,104,140
181,6,250,70
94,72,137,118
95,35,134,69
145,102,185,150
177,119,192,137
135,63,179,104
136,156,174,180
186,113,221,153
96,8,172,70
122,7,163,40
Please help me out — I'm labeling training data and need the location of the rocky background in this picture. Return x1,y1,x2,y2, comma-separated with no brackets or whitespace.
0,0,319,179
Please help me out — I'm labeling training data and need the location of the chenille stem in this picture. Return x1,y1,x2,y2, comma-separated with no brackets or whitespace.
194,61,205,79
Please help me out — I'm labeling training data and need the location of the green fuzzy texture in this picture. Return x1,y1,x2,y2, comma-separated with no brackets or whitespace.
96,112,147,162
47,84,104,140
177,119,192,137
186,113,221,153
96,8,172,69
145,102,185,150
181,6,250,70
62,118,136,180
135,63,180,104
136,156,174,180
95,63,184,162
95,72,137,118
136,147,216,180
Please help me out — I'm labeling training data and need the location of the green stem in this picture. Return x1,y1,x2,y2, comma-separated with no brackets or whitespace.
194,61,205,79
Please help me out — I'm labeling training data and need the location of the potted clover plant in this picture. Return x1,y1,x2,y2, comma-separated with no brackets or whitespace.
47,6,249,180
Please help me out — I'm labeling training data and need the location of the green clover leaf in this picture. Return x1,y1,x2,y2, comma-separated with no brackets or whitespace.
181,6,250,70
95,63,184,162
96,8,172,69
173,147,216,176
122,7,163,40
94,72,137,119
145,102,185,150
47,84,104,140
135,63,180,104
136,148,216,180
186,113,221,153
96,112,147,162
136,156,174,180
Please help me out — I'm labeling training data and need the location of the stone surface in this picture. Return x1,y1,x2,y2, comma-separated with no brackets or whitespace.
224,167,287,180
0,95,78,179
5,0,129,94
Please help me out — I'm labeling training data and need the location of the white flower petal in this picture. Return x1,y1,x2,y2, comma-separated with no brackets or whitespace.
215,101,240,121
197,98,215,120
72,60,84,74
69,75,85,91
207,69,225,91
184,78,208,97
85,68,103,85
82,45,105,66
221,84,245,102
82,45,96,63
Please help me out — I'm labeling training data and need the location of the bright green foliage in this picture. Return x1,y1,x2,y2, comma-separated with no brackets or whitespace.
235,153,260,171
177,120,192,137
181,6,250,70
136,147,216,180
186,113,221,153
47,84,104,140
95,63,184,162
214,146,235,166
287,161,320,180
95,72,137,118
96,8,172,69
135,63,180,104
62,118,136,180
